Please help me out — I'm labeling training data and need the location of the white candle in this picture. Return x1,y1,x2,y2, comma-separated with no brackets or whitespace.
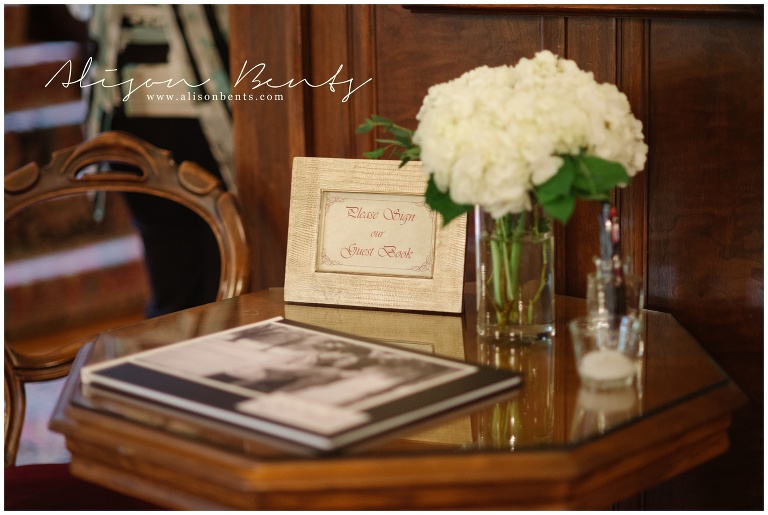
579,350,634,383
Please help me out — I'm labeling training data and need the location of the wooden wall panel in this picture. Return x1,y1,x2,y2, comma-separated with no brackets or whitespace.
305,5,376,159
373,7,542,131
230,5,307,291
616,18,650,283
305,5,355,158
642,16,763,510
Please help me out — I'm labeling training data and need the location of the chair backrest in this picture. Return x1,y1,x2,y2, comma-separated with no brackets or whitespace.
4,130,249,300
4,131,249,467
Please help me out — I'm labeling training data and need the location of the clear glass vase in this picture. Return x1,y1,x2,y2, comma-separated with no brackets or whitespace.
475,204,555,341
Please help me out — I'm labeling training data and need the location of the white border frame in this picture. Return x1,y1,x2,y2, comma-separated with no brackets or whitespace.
284,158,466,313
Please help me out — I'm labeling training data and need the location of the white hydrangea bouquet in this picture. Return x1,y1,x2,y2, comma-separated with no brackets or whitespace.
358,51,648,338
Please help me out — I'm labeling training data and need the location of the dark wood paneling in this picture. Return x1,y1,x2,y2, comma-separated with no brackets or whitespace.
406,4,764,19
647,18,763,352
305,5,376,160
374,6,542,129
306,4,351,157
616,18,650,282
643,16,763,510
230,4,308,291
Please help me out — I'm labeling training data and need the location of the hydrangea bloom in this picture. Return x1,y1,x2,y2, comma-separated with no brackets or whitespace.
413,51,648,219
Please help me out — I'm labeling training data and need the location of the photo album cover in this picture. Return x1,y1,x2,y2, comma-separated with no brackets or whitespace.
80,317,522,453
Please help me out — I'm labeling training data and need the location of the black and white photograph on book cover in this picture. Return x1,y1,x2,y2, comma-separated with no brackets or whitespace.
128,318,474,430
80,317,522,450
205,322,463,405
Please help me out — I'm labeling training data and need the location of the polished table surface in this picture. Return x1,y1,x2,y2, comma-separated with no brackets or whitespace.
51,288,745,510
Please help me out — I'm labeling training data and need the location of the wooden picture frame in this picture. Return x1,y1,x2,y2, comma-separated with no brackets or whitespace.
284,157,466,313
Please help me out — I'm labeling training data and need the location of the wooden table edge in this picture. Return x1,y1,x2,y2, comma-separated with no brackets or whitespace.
51,375,744,510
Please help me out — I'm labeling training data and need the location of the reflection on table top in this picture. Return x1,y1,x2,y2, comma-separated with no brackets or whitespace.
51,287,745,510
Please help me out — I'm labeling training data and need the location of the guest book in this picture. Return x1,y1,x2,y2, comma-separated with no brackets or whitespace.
80,317,521,454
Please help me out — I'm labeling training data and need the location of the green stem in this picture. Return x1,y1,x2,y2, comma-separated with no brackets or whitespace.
528,238,551,323
497,218,515,301
508,211,528,323
489,238,505,325
525,208,550,323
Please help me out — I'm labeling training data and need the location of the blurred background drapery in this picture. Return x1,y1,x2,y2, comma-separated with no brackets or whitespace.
85,4,234,317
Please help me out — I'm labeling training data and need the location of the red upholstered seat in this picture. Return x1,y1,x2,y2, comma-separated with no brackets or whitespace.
4,463,163,511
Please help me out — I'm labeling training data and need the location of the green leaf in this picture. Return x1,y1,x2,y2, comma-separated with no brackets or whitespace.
388,126,414,140
535,157,576,203
585,157,629,191
370,114,393,125
398,146,421,167
424,176,473,226
363,148,387,159
395,134,414,147
355,118,375,134
573,155,630,196
583,155,629,180
541,195,576,224
402,146,421,159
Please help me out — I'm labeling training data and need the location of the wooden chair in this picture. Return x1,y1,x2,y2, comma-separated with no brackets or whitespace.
4,130,249,467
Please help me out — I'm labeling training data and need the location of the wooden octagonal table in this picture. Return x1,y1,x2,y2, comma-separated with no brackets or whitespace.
50,288,745,510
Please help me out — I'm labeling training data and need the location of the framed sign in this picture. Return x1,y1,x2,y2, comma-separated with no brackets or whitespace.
284,158,467,312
